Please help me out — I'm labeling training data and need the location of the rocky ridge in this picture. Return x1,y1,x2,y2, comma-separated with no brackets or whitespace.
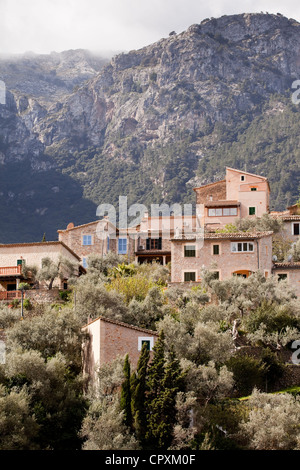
0,13,300,242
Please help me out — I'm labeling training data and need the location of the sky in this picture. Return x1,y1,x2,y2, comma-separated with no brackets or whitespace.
1,0,300,56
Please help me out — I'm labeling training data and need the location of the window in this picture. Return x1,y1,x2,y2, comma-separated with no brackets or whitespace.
208,207,238,217
184,272,196,282
241,175,245,181
231,242,254,252
184,245,196,257
138,337,154,351
293,223,300,236
82,234,92,245
146,238,162,250
251,187,257,191
213,244,220,255
82,257,88,269
118,238,127,254
17,259,24,266
211,271,219,280
249,207,256,216
278,273,288,281
107,236,110,252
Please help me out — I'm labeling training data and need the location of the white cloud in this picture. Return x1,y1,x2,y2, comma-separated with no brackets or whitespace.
0,0,300,55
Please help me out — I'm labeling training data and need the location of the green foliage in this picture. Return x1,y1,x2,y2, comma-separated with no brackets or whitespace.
130,343,150,444
23,299,32,310
6,307,84,372
239,389,300,450
243,300,300,335
3,350,87,450
37,256,77,290
106,274,156,303
0,385,39,450
59,289,72,302
225,355,266,397
120,355,132,429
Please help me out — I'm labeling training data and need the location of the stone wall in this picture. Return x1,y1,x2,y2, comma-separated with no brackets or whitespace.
25,288,61,304
82,317,158,385
170,235,273,283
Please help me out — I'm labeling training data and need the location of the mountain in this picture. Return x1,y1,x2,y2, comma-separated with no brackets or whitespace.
0,13,300,242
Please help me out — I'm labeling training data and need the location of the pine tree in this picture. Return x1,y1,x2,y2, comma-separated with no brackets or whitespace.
120,354,132,429
130,342,150,444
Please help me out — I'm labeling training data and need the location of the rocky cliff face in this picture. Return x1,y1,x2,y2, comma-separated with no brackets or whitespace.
0,13,300,242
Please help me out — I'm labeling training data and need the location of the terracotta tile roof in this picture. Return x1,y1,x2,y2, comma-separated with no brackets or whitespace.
193,179,226,191
279,215,300,221
226,166,268,181
57,218,117,233
204,200,240,207
0,241,81,261
273,262,300,269
171,231,273,241
82,315,159,336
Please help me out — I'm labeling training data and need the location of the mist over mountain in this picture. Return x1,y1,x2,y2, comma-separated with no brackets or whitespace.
0,12,300,242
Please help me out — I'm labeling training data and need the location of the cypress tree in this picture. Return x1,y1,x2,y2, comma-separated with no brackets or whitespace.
144,330,166,448
130,342,150,444
120,354,132,429
146,334,185,449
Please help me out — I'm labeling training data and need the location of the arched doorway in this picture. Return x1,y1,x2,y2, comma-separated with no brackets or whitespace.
232,270,253,279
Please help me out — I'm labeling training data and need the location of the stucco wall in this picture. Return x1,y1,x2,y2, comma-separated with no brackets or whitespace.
0,242,78,268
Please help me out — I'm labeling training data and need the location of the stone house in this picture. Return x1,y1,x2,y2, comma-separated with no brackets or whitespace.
134,212,197,265
57,218,120,268
170,231,273,283
271,204,300,243
58,213,197,266
0,241,82,300
272,262,300,297
82,316,158,385
194,167,270,231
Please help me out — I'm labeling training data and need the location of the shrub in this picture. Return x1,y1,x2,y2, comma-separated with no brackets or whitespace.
225,355,266,397
59,290,71,302
23,299,32,311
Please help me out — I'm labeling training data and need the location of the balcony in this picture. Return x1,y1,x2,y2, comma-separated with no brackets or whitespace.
0,266,22,276
0,290,22,300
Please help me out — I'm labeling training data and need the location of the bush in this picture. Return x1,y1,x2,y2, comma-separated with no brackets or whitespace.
106,275,156,304
243,301,299,334
225,355,266,397
23,299,32,311
59,290,71,302
260,348,285,390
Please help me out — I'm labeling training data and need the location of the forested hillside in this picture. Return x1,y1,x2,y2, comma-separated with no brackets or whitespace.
1,13,300,242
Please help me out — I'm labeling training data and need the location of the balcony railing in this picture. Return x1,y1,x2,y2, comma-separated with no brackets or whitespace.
0,266,22,276
0,290,22,300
